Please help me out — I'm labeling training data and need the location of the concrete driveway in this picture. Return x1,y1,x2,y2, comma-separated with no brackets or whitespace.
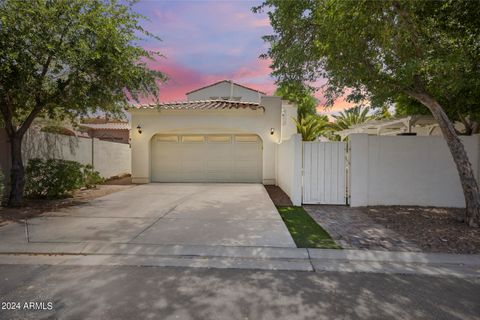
1,184,296,248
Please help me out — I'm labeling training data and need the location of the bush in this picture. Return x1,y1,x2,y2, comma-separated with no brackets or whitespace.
83,164,104,188
25,159,103,198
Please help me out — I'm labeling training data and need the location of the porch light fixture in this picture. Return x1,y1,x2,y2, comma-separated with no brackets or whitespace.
137,124,142,134
270,128,274,135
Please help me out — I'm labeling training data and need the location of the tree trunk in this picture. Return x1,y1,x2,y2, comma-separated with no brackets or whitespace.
408,91,480,227
7,133,25,207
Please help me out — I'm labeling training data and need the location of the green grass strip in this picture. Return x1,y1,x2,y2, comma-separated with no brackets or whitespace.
277,206,341,249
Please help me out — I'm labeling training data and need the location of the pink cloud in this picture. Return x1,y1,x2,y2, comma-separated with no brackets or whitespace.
233,12,271,28
140,56,276,103
138,55,351,114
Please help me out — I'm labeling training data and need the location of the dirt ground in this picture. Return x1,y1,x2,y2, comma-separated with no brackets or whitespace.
0,178,134,227
363,206,480,254
264,185,293,206
264,185,480,254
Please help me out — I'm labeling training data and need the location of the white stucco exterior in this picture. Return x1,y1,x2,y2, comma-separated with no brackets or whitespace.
130,96,297,185
186,80,265,103
349,133,480,208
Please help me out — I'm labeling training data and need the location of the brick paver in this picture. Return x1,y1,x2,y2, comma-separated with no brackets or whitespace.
304,205,421,252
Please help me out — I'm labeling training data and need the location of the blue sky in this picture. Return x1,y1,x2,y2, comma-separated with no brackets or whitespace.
133,0,351,112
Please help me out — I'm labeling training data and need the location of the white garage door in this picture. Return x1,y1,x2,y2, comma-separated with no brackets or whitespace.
151,134,262,183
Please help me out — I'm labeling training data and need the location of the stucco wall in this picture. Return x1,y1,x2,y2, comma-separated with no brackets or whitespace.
276,134,302,206
281,102,298,142
0,128,130,180
92,138,131,178
130,96,284,184
186,81,264,103
88,129,129,144
349,133,480,208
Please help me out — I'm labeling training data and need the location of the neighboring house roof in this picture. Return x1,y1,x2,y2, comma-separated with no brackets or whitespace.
131,100,264,111
80,122,131,130
185,80,266,95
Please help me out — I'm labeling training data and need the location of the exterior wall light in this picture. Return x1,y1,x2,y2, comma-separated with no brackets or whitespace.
270,128,275,135
137,124,142,134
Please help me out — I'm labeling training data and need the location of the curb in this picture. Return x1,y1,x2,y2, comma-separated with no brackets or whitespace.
0,243,479,277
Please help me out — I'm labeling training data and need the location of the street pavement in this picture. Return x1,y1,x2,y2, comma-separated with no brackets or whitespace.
0,264,479,320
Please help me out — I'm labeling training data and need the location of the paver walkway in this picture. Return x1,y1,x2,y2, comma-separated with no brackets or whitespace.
304,205,421,252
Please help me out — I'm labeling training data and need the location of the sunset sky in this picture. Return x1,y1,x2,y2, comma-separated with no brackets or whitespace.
135,0,351,114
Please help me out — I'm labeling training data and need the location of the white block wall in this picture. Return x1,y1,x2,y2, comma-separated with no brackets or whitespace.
349,134,480,208
276,134,302,206
21,129,131,178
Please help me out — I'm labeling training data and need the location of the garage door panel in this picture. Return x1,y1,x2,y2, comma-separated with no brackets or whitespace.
151,134,262,183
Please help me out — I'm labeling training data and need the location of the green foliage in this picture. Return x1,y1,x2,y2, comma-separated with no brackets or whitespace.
25,159,103,198
25,159,84,198
255,0,480,115
394,94,480,135
330,106,373,131
277,206,341,249
373,105,393,121
0,0,167,134
294,114,329,141
41,125,76,136
83,164,104,188
0,0,166,205
275,82,318,119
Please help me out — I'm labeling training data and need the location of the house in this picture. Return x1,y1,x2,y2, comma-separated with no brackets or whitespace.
79,116,130,144
186,80,266,103
129,80,297,184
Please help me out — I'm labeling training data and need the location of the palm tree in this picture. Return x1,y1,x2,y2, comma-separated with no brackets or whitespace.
330,105,373,131
294,114,329,141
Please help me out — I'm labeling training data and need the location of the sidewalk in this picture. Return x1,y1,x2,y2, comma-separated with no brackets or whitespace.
1,242,479,278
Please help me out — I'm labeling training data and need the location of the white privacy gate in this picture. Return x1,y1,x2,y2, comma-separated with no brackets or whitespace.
303,141,347,204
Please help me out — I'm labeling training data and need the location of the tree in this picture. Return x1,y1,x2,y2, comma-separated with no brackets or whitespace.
255,0,480,227
274,82,317,119
0,0,166,206
395,94,480,135
330,106,373,131
294,114,329,141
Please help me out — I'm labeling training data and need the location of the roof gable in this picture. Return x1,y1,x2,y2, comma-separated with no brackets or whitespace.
185,80,266,95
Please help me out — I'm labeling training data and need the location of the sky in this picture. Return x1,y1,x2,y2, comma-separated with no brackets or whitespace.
134,0,351,114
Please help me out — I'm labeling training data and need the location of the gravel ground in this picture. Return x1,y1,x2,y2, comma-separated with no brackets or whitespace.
363,206,480,254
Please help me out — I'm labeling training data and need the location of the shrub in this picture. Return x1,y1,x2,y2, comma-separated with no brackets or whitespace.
25,159,84,198
25,159,103,198
83,164,104,188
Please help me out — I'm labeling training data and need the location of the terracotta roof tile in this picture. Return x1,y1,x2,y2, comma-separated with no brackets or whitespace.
80,123,131,130
131,100,263,111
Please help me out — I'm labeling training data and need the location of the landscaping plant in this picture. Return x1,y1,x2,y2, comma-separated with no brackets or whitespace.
25,159,103,199
0,0,166,206
255,0,480,227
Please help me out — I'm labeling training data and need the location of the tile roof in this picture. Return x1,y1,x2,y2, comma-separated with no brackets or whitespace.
80,122,131,130
185,80,266,95
131,100,264,111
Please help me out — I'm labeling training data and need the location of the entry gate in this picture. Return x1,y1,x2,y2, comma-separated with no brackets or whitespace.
302,141,347,205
